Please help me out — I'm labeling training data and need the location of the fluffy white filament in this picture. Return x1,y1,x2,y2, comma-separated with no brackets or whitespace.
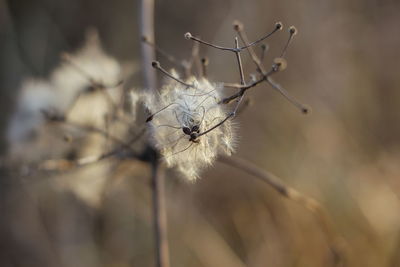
144,72,235,180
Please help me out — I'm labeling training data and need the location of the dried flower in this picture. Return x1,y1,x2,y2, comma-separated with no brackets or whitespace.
144,71,235,180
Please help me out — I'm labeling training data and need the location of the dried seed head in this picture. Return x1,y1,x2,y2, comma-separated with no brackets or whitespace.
144,71,235,180
275,21,283,30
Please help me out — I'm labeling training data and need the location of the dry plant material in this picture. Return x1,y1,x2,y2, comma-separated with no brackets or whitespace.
5,16,347,267
143,20,308,180
144,71,235,179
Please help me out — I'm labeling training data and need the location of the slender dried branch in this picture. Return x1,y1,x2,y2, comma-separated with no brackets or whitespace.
140,1,170,267
259,44,268,62
152,61,195,89
234,37,245,86
200,57,209,78
185,21,281,53
233,21,267,75
142,36,180,66
151,159,170,267
280,26,297,58
140,0,157,91
219,155,347,267
233,21,309,113
39,128,146,171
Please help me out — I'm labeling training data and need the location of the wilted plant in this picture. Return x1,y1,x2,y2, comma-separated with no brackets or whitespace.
6,12,346,267
140,21,309,180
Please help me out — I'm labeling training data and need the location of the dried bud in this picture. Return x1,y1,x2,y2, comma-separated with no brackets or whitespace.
273,57,287,71
184,32,192,40
302,107,310,114
289,26,298,35
201,57,209,65
233,20,244,31
275,22,283,30
261,44,267,50
151,61,160,68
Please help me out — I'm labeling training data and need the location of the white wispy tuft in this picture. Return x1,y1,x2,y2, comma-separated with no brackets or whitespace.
7,29,132,207
144,71,235,180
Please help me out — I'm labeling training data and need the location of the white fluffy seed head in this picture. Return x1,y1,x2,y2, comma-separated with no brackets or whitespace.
144,71,235,180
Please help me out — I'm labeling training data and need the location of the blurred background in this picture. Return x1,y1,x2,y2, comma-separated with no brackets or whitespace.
1,0,400,266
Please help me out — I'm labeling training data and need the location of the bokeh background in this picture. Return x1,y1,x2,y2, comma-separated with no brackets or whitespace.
1,0,400,266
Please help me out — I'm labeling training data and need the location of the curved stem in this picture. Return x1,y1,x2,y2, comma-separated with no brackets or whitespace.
219,155,348,266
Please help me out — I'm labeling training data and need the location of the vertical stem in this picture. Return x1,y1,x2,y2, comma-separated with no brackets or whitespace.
234,37,245,86
139,1,170,267
151,160,170,267
140,0,157,90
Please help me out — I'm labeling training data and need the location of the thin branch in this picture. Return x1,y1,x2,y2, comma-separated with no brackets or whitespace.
195,38,248,138
234,37,245,86
142,36,180,66
219,155,347,266
233,21,267,75
233,21,309,114
259,44,268,62
266,76,310,114
152,61,195,88
201,57,209,78
49,119,132,149
140,0,157,91
139,1,170,267
234,21,283,50
151,159,170,267
184,32,238,52
280,26,297,58
183,40,201,78
39,128,146,171
185,21,281,53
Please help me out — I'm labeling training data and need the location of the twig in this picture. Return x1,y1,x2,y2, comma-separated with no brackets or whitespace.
39,127,146,171
140,0,157,91
139,1,170,267
151,158,170,267
201,57,209,78
233,21,309,114
142,36,180,66
259,44,268,62
219,155,348,266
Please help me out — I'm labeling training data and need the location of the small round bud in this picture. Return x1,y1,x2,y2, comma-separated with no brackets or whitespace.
184,32,192,40
302,107,309,114
273,57,287,71
261,44,268,50
141,35,148,42
289,26,298,35
201,57,209,65
275,22,283,30
233,20,243,31
151,61,160,68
